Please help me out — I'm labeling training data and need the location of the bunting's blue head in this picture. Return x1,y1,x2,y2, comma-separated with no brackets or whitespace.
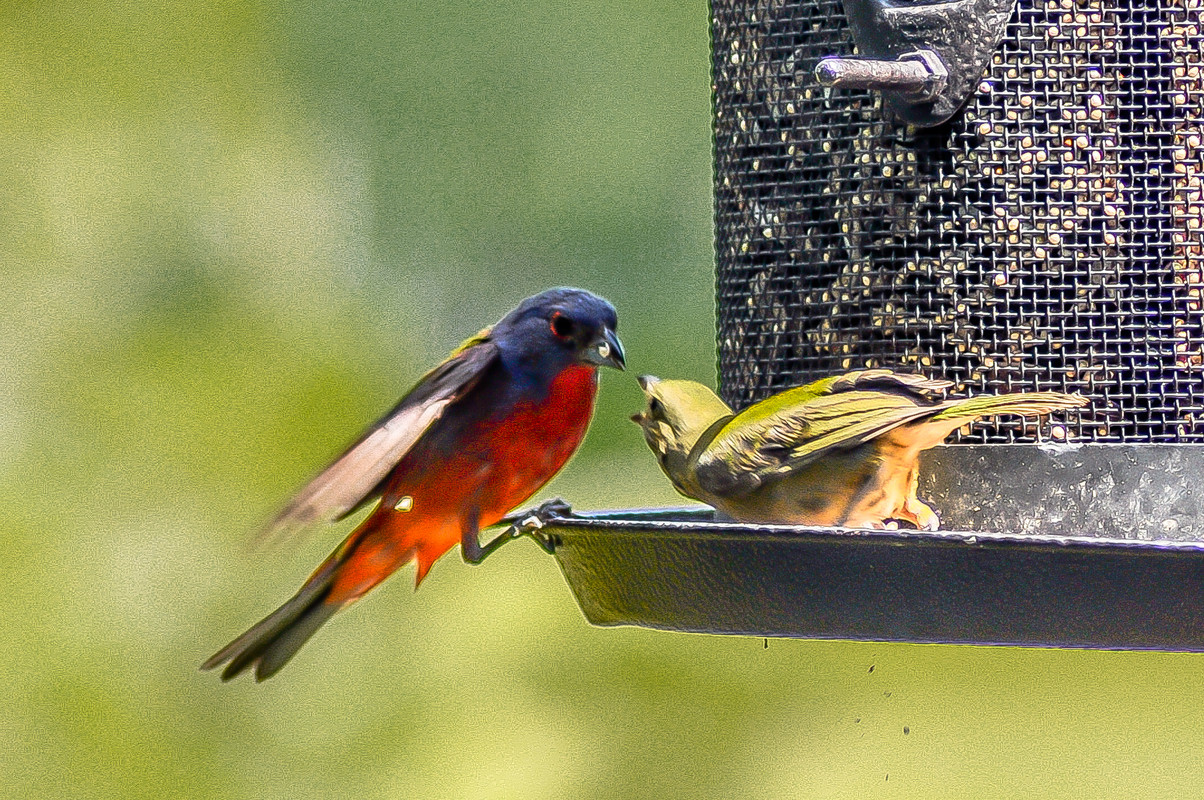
493,288,625,379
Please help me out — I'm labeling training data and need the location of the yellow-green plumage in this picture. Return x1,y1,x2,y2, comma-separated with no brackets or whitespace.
633,370,1087,529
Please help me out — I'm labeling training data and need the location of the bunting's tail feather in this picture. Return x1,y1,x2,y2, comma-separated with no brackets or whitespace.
201,556,342,682
202,512,453,681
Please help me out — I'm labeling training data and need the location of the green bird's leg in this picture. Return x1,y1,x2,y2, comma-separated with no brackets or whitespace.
894,463,940,531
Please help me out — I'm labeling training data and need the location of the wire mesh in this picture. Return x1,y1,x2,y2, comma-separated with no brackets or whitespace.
713,0,1204,442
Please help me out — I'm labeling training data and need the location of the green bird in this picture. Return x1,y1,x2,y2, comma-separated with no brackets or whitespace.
632,370,1087,530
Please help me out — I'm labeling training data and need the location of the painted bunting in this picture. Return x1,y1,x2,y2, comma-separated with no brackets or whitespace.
633,370,1086,529
204,287,624,681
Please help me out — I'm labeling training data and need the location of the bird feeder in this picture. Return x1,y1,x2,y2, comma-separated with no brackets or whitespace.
536,0,1204,649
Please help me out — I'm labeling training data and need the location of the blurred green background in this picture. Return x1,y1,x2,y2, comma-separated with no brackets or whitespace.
4,1,1203,797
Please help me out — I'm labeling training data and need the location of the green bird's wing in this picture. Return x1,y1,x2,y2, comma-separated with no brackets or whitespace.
256,333,500,549
821,369,951,400
692,370,950,496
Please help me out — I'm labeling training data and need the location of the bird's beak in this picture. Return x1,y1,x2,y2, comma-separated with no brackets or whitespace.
583,327,626,371
632,375,659,423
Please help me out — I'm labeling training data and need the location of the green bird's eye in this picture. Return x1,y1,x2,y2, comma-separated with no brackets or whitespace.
648,398,665,418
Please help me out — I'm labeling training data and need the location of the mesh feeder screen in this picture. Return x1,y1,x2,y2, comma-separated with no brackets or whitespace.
713,0,1204,444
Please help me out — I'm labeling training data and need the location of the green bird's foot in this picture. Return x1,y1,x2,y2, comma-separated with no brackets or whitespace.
894,496,940,531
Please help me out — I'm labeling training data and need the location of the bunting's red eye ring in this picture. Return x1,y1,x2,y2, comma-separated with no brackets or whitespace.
550,312,574,339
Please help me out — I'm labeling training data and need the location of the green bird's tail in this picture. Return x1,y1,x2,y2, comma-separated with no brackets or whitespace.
930,391,1088,425
913,390,1086,445
899,390,1087,452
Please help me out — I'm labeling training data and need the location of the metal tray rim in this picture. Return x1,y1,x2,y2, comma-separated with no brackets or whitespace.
548,506,1204,554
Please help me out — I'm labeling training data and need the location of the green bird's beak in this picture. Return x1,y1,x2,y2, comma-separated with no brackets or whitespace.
631,375,659,423
583,327,626,371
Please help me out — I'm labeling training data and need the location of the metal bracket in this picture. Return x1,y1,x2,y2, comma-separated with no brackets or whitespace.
815,0,1016,126
816,49,948,102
